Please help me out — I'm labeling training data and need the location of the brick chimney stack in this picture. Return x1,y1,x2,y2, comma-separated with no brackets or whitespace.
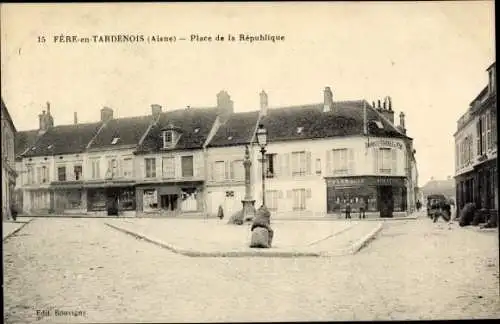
151,104,162,121
216,90,233,124
100,107,114,122
323,86,334,112
260,90,268,116
74,112,78,124
399,111,406,134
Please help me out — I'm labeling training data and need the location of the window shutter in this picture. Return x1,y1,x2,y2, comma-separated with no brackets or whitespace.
282,153,290,177
286,190,292,199
306,152,312,175
306,188,312,198
274,154,281,178
279,190,283,199
331,150,337,174
207,162,213,181
373,148,378,173
118,159,122,177
348,149,355,174
224,161,230,180
326,150,331,176
391,149,397,175
195,155,203,178
230,161,235,180
476,120,481,155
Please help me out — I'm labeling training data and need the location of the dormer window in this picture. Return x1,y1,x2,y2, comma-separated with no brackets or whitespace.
297,127,304,134
373,120,384,129
111,137,120,145
194,128,200,133
162,130,175,149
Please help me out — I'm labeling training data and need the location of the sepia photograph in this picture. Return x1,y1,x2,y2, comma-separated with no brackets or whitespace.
1,1,498,322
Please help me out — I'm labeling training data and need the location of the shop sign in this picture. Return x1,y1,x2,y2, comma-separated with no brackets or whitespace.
327,178,365,187
366,139,404,150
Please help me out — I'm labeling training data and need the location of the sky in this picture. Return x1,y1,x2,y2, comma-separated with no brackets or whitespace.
1,2,495,187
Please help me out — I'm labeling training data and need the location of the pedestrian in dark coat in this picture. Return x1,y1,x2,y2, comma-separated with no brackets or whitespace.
10,204,18,222
345,202,351,219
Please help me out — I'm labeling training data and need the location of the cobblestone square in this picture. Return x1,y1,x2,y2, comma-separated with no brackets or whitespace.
3,213,499,323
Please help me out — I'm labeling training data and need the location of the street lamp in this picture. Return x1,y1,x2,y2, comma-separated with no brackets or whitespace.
256,124,268,207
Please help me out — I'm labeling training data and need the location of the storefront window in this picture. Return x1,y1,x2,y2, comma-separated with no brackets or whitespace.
119,188,136,210
67,190,82,208
88,189,106,211
143,189,158,211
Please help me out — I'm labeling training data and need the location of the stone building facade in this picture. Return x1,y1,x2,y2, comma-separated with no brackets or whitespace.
1,98,18,220
454,62,497,216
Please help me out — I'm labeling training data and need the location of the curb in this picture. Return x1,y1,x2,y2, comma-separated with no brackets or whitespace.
3,219,34,241
350,222,385,254
106,222,323,258
105,221,384,258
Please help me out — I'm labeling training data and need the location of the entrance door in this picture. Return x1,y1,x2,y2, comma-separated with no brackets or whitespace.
378,186,394,218
106,189,119,216
160,194,178,212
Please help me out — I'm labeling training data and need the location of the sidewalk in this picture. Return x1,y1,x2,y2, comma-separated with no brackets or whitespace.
3,218,33,240
105,218,384,257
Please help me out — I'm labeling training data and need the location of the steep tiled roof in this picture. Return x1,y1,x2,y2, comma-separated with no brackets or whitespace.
22,122,103,157
1,98,17,133
15,130,39,159
88,115,152,150
208,111,260,147
257,100,409,143
136,107,219,153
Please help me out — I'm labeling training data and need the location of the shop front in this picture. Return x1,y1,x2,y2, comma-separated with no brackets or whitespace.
473,157,497,211
51,181,86,214
136,181,204,216
326,176,407,217
85,181,136,216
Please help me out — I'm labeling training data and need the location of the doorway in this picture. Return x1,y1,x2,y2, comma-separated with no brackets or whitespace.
106,189,119,216
160,194,178,211
378,186,394,218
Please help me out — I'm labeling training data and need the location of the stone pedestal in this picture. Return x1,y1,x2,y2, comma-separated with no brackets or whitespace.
242,199,256,222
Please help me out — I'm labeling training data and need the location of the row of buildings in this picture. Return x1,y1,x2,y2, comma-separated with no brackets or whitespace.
12,87,419,218
454,62,497,217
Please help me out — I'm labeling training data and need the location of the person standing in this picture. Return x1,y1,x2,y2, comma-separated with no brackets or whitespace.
345,201,352,219
359,199,367,219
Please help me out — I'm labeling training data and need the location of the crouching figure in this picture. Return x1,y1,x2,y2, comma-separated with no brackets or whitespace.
249,206,274,248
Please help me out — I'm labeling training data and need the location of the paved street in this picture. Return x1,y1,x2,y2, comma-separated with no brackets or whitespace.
3,213,499,323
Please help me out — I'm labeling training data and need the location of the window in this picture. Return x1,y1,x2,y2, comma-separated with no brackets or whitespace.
315,158,321,175
36,166,49,184
292,189,306,211
181,155,194,177
265,190,280,211
162,130,175,148
26,166,34,184
145,158,156,178
231,159,244,180
332,149,348,174
455,144,459,170
492,110,497,149
378,148,392,174
74,165,82,181
481,114,487,154
67,190,82,208
106,158,117,178
487,111,492,151
123,158,133,178
291,151,306,176
91,159,100,179
477,119,482,156
162,156,175,178
213,161,225,181
58,166,66,181
265,154,275,178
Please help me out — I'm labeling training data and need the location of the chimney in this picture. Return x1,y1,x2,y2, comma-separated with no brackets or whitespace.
38,112,46,133
216,90,233,124
379,96,395,124
45,102,54,128
74,112,78,124
399,111,406,134
323,86,334,112
151,104,162,121
377,100,381,110
100,107,113,122
260,90,268,116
